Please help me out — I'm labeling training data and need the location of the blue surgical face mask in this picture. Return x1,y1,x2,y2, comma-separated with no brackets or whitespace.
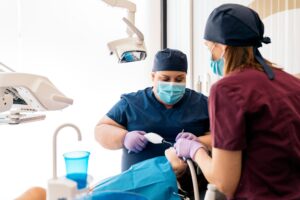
156,81,186,105
209,45,224,76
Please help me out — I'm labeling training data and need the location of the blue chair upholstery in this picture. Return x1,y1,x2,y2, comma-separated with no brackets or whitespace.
81,191,149,200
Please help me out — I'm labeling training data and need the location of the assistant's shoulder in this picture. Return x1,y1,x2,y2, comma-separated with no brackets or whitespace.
210,68,265,106
210,72,247,102
211,68,257,91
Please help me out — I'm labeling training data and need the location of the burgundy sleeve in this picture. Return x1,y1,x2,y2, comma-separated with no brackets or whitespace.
209,83,247,150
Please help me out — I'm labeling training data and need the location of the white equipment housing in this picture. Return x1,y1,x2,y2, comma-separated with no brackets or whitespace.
102,0,147,63
0,65,73,124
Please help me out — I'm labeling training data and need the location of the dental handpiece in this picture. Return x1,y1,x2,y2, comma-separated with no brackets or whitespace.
128,132,174,154
144,132,173,146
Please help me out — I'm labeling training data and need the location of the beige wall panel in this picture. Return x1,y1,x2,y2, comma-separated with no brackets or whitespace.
249,0,300,19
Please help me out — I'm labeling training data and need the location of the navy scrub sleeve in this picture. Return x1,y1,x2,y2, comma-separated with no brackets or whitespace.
107,87,209,171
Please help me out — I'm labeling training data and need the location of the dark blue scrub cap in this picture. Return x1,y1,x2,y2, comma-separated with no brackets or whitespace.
152,48,187,73
204,4,274,80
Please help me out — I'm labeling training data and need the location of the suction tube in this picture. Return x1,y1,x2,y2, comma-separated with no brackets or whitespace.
187,159,200,200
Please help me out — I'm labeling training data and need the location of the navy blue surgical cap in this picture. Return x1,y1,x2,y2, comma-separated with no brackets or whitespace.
153,48,187,73
204,4,274,80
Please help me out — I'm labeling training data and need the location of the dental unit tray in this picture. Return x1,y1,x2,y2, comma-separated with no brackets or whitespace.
0,72,73,124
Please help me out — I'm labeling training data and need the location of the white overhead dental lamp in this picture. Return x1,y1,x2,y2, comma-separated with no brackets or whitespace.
0,62,73,124
102,0,147,63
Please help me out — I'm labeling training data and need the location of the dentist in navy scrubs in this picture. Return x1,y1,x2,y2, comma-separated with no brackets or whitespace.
174,4,300,200
95,48,210,172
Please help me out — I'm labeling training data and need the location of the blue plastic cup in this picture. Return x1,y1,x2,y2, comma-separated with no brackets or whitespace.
63,151,90,189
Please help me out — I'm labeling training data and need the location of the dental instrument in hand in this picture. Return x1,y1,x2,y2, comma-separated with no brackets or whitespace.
126,131,148,154
128,132,172,154
144,132,173,146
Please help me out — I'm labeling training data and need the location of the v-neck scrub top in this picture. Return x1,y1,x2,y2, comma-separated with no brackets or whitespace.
107,87,210,171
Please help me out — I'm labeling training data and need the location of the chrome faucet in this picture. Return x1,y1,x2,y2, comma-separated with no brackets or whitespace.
52,123,82,179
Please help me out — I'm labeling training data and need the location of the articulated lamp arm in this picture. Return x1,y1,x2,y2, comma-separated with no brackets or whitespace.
102,0,136,37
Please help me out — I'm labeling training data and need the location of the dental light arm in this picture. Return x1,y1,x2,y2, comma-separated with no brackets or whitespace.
107,17,147,63
102,0,147,63
0,62,15,72
102,0,136,36
0,65,73,124
102,0,136,12
123,17,144,42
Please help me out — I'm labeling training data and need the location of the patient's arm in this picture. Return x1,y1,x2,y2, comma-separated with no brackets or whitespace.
165,147,187,177
16,187,46,200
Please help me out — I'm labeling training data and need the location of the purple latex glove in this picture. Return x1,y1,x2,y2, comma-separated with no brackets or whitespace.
175,132,198,141
123,131,148,153
174,138,207,159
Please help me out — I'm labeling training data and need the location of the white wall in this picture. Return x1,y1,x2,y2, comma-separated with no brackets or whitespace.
0,0,161,199
167,0,193,88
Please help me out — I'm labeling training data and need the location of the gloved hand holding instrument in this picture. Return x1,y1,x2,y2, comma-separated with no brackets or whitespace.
174,138,208,159
176,132,199,141
123,131,148,153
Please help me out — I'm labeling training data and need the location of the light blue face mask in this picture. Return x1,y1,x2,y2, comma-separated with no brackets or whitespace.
156,81,186,105
209,46,224,76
